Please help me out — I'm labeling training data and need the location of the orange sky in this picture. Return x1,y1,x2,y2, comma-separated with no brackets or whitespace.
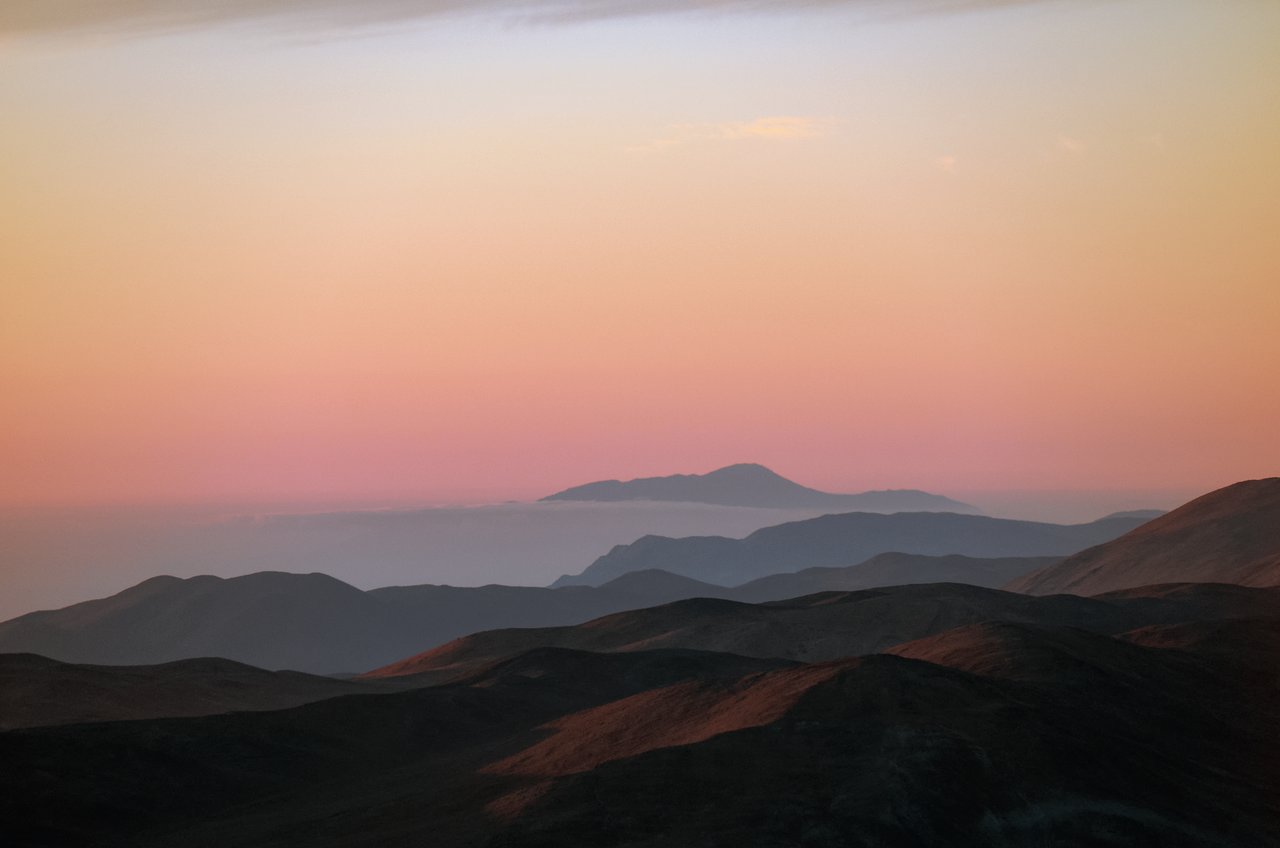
2,1,1278,505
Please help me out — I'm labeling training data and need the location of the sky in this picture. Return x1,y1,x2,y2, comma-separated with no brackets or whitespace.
3,0,1278,507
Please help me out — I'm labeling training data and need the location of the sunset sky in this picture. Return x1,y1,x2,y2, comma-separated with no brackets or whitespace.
3,0,1278,506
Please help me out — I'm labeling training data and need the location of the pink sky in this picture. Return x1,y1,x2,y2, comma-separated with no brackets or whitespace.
2,1,1278,506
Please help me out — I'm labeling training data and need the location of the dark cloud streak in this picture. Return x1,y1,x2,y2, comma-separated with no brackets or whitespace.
1,0,1046,38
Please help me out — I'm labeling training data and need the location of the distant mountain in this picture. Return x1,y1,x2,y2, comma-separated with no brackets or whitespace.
552,511,1152,587
541,463,981,513
7,586,1275,846
0,653,389,730
1008,478,1280,595
0,554,1064,675
364,581,1280,683
726,553,1059,603
596,554,1053,606
0,570,737,674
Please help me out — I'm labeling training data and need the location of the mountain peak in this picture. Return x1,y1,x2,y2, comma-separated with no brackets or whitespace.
704,463,785,479
540,464,979,513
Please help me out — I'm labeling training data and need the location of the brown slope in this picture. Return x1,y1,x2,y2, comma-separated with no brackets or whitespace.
0,653,392,729
0,647,791,848
4,617,1280,848
885,620,1201,686
484,661,848,785
490,631,1280,848
362,581,1280,683
1008,477,1280,595
1121,617,1280,669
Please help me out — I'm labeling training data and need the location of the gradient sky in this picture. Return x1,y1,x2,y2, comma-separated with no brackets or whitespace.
3,0,1278,506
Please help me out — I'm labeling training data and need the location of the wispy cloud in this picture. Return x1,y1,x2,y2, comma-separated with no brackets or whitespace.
626,116,828,153
1056,134,1087,155
0,1,1058,39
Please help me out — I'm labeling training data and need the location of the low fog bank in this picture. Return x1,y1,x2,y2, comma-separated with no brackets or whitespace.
0,501,831,620
0,491,1183,621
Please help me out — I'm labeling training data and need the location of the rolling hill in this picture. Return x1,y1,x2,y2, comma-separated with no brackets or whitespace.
3,606,1277,847
0,653,390,730
1008,477,1280,595
364,581,1280,683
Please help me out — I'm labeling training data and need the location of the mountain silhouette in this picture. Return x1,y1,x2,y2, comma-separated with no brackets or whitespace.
0,570,732,674
4,480,1278,846
553,510,1154,587
0,554,1056,674
1008,478,1280,595
541,463,981,512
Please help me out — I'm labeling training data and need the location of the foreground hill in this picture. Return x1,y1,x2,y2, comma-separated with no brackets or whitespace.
541,463,980,512
0,553,1056,674
365,581,1280,683
553,510,1153,587
3,608,1277,847
0,653,390,730
1009,477,1280,595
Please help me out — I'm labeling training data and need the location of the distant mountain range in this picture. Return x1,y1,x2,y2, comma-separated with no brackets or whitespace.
541,463,981,512
5,479,1280,846
0,553,1054,674
0,570,724,674
552,511,1153,587
1009,477,1280,595
1,486,1240,674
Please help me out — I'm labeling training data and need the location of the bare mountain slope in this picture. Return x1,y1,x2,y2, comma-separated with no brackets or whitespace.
1008,478,1280,595
364,581,1280,683
8,615,1275,847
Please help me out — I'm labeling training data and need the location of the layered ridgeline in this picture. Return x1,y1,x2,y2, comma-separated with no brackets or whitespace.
0,554,1054,674
0,503,1160,673
1009,478,1280,595
0,571,726,674
365,582,1280,683
4,584,1279,847
541,463,981,513
553,511,1153,587
5,480,1280,846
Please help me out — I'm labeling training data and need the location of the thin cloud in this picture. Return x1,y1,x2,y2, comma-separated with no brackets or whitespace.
0,1,1058,39
934,154,959,173
626,116,828,153
1056,135,1087,155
